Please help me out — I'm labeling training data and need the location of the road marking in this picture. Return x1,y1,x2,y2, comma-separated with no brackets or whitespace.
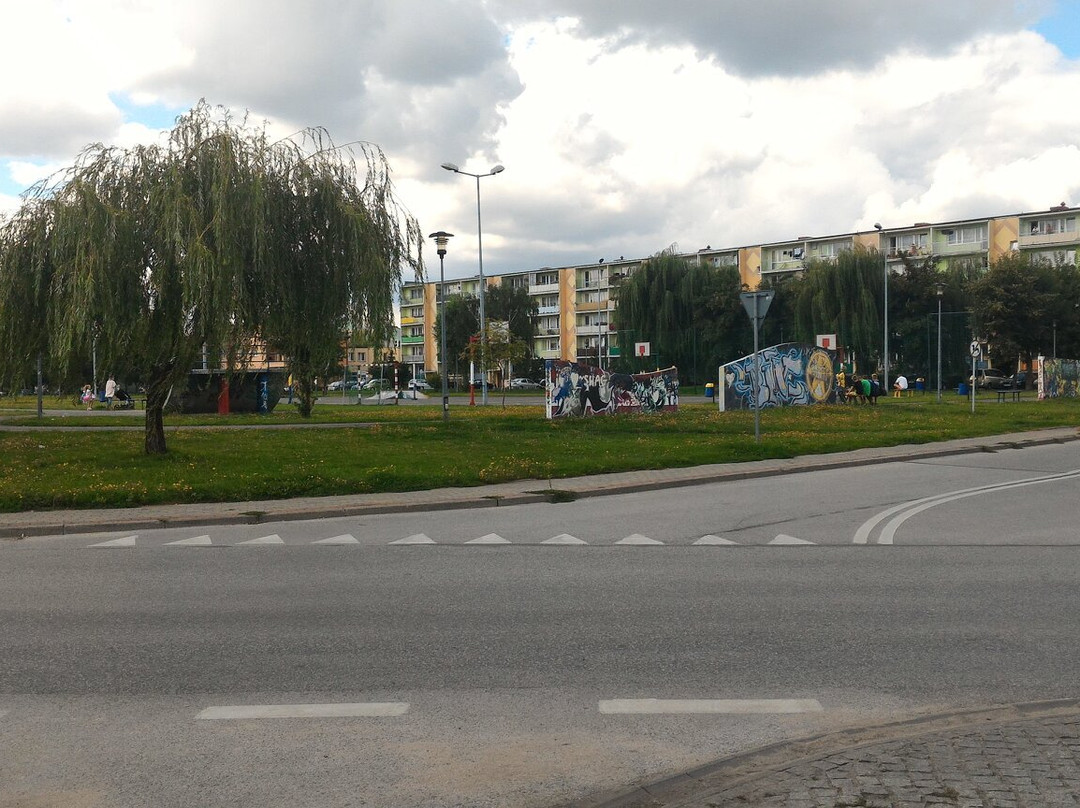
237,534,284,545
89,536,136,548
543,534,587,544
599,698,823,715
466,533,510,544
854,468,1080,544
391,534,435,544
196,702,410,720
694,535,738,545
312,534,359,545
616,534,663,545
166,535,212,546
769,534,814,545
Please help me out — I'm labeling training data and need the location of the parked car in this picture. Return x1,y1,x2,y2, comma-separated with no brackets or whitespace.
326,379,358,391
407,379,432,391
969,368,1014,390
361,378,392,392
509,378,542,390
1011,370,1038,389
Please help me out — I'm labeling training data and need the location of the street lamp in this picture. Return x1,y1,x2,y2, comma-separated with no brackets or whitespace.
936,283,944,404
429,231,454,423
874,223,889,393
441,161,504,405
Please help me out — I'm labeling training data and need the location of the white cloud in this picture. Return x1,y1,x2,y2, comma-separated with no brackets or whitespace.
1,1,1079,276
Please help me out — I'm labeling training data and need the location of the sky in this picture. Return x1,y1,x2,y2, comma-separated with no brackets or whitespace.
3,0,1080,281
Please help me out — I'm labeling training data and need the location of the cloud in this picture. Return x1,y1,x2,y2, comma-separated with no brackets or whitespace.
490,0,1053,77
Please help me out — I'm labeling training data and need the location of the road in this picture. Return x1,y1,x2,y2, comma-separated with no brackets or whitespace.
1,440,1078,807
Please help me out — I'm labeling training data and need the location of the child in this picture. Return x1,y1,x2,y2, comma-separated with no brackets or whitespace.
81,384,94,410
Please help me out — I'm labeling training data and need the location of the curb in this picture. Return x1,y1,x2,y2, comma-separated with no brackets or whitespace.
563,699,1080,808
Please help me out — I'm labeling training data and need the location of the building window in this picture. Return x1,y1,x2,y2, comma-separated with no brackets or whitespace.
946,225,986,245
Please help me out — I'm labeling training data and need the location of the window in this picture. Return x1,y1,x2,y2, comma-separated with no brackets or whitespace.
946,225,986,245
1028,217,1076,236
535,271,558,286
408,326,423,337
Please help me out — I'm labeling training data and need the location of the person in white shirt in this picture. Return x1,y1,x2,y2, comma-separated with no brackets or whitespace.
893,374,908,398
104,375,117,409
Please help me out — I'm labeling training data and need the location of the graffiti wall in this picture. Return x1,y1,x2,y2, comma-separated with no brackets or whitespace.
545,361,679,418
1037,357,1079,399
719,343,837,412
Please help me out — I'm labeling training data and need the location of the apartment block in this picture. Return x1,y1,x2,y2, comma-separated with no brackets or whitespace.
400,205,1079,375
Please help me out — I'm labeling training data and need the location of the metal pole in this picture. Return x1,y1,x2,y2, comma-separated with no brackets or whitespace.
474,175,488,406
440,253,449,423
36,353,43,418
936,295,943,404
883,258,889,394
753,295,761,444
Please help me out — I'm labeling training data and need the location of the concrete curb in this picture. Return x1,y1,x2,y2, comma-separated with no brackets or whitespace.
1,427,1076,539
563,699,1080,808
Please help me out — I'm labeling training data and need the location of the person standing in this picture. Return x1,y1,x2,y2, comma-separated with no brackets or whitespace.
104,375,117,409
81,384,94,410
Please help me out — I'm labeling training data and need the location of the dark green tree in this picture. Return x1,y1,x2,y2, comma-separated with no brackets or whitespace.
485,283,538,349
0,102,421,450
970,252,1056,374
436,294,479,386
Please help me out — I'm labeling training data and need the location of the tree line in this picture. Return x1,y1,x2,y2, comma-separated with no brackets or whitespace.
612,247,1080,387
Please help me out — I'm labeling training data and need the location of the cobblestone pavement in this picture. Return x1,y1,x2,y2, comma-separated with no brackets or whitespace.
571,702,1080,808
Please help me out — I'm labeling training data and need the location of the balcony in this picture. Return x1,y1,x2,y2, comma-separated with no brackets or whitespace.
537,304,559,315
761,258,804,274
934,240,988,256
401,335,424,345
1019,231,1078,247
530,282,560,294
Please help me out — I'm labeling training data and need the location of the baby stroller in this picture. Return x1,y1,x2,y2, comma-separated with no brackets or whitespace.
113,387,137,410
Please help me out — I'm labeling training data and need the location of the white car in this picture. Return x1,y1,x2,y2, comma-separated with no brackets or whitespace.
509,378,542,390
407,379,432,391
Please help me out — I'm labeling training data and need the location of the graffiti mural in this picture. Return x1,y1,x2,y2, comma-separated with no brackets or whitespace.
719,343,837,412
1037,357,1079,399
545,361,679,418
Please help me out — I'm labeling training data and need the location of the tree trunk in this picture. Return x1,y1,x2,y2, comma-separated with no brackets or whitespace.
144,379,171,455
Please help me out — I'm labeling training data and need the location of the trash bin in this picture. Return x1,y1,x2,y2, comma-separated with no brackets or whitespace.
915,378,925,392
704,383,715,399
957,382,969,396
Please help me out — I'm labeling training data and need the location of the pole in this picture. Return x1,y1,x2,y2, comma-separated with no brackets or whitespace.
36,353,43,418
439,253,449,423
936,296,942,404
752,294,761,444
475,175,488,406
883,258,889,394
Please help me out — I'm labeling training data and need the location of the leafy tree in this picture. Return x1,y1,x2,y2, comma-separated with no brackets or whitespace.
613,250,746,383
485,283,538,350
461,322,528,405
970,252,1056,374
0,102,420,450
436,294,478,387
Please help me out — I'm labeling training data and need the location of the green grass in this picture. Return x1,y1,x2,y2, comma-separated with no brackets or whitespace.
0,394,1076,512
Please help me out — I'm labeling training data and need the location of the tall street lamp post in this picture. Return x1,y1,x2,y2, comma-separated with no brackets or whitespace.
936,283,944,404
441,162,504,405
874,223,889,393
429,231,453,423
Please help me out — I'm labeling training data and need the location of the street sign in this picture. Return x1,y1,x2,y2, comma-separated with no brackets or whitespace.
635,342,650,357
740,291,774,324
970,340,982,359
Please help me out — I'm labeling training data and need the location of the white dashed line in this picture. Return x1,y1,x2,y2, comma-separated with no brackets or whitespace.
599,698,823,715
166,535,212,546
616,534,663,545
196,702,410,720
237,535,284,545
88,536,137,548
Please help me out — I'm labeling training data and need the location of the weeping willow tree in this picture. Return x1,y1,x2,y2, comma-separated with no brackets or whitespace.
613,249,746,382
0,101,422,453
791,246,883,368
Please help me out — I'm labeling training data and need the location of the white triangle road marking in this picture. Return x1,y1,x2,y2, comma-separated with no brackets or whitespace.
166,535,213,546
466,533,510,544
390,534,436,545
616,534,663,545
88,536,137,548
237,534,285,545
769,534,815,545
313,535,359,545
694,535,739,545
543,534,587,545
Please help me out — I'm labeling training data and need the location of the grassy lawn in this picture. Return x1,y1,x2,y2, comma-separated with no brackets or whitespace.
0,393,1075,512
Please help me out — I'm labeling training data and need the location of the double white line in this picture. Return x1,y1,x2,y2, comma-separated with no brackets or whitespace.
854,468,1080,545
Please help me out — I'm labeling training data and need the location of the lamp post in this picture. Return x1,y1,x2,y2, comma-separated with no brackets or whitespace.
874,223,889,393
429,231,454,423
936,283,944,404
441,162,504,405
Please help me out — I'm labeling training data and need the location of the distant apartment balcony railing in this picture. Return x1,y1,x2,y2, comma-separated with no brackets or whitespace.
530,282,560,294
400,335,424,345
1019,232,1078,247
761,258,804,274
537,304,559,315
934,240,988,256
576,300,605,312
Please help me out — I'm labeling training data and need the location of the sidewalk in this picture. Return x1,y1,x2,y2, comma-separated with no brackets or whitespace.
572,700,1080,808
1,426,1076,538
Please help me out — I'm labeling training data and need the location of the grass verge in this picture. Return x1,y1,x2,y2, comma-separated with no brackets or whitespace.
0,395,1075,512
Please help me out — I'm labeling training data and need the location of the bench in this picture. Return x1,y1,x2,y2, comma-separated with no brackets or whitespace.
994,389,1022,403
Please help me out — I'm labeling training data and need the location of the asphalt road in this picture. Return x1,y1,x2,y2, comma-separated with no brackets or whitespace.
2,440,1079,807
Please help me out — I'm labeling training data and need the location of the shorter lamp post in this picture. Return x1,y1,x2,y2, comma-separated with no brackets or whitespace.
429,231,453,423
936,283,944,404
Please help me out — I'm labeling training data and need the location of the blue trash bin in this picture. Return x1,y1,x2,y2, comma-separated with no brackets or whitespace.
957,382,969,396
704,383,715,399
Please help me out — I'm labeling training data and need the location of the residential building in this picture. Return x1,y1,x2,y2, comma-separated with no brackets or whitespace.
400,205,1080,374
